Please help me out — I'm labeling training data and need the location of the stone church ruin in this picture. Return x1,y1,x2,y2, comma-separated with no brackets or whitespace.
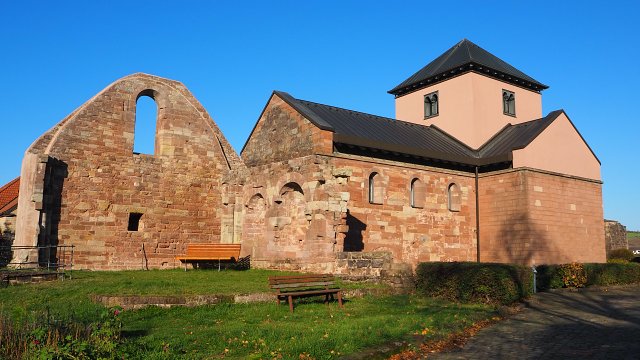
10,39,606,272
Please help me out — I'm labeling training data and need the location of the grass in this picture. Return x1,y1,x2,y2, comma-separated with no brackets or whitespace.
627,231,640,240
0,269,496,359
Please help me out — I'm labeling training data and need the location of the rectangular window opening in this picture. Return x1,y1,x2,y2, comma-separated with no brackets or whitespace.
128,212,143,231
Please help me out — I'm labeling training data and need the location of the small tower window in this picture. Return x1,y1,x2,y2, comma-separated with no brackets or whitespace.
503,90,516,116
424,92,439,119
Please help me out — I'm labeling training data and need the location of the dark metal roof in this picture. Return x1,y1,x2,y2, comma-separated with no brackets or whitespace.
388,39,549,96
275,91,479,165
274,91,570,169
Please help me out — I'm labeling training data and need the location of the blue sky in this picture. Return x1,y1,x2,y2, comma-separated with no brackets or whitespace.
1,1,639,229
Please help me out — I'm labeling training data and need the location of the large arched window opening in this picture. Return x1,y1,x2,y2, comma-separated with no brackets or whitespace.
133,93,158,155
448,183,461,212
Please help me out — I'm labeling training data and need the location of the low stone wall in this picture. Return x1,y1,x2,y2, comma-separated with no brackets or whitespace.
605,220,628,256
334,251,392,279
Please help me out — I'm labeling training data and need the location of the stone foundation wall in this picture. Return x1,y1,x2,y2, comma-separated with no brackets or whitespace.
14,74,243,270
334,251,392,279
604,220,628,256
478,169,605,265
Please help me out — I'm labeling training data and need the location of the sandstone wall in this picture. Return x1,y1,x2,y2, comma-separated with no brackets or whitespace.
478,169,605,265
14,74,242,270
604,220,628,256
240,153,478,273
241,93,332,167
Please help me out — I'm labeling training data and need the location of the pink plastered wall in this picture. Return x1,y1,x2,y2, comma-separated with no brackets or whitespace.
513,113,600,181
395,72,542,148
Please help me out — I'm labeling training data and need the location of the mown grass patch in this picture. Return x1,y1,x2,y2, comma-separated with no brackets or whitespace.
0,270,495,359
118,295,493,359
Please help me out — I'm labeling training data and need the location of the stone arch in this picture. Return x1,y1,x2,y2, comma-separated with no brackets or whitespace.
273,172,309,203
410,177,426,208
448,183,461,212
271,181,308,249
367,170,385,205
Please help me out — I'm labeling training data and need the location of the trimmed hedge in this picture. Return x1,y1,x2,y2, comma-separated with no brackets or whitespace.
536,262,640,290
608,248,635,262
415,262,533,305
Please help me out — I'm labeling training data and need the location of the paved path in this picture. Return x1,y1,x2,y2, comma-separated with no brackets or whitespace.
429,286,640,359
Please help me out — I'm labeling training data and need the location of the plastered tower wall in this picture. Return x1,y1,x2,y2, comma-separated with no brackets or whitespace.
478,169,605,265
395,72,543,148
14,73,242,270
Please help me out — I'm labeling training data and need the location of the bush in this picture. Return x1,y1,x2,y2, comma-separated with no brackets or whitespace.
415,262,533,305
536,263,586,289
608,248,635,262
584,262,640,286
536,262,640,290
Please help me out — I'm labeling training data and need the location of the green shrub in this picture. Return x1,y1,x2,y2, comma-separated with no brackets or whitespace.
584,262,640,286
536,263,587,289
415,262,533,305
608,248,635,262
536,262,640,290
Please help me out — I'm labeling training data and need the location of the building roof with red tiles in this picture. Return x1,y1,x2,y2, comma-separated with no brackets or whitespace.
0,177,19,215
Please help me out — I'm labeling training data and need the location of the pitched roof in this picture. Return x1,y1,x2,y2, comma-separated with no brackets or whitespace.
274,91,564,168
274,91,478,165
388,39,548,96
0,177,20,215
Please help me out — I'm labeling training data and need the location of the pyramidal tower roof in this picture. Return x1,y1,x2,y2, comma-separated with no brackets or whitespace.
388,39,548,96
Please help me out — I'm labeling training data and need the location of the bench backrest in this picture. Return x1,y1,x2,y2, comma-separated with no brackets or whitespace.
269,274,337,291
185,244,241,258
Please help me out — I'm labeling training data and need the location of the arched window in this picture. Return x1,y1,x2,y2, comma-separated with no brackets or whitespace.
368,172,383,204
424,91,439,118
448,183,461,212
134,93,158,155
503,90,515,116
410,178,425,208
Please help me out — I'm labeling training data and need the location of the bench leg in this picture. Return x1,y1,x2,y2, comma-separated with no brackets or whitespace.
288,295,294,313
338,292,343,308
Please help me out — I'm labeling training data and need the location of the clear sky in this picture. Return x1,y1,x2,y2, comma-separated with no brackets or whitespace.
1,1,639,229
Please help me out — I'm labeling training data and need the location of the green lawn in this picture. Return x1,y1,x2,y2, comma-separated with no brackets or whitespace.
0,270,496,359
627,231,640,240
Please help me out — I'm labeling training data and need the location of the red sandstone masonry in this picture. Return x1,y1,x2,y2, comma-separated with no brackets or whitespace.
478,169,605,265
14,74,243,270
240,94,479,272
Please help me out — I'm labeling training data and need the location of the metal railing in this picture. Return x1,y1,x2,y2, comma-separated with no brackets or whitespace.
0,245,74,272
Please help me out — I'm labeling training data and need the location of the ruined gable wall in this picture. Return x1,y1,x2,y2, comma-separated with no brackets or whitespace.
478,169,605,265
241,94,333,167
15,74,242,270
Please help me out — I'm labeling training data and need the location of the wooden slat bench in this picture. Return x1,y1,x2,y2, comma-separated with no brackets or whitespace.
269,274,343,312
175,244,241,271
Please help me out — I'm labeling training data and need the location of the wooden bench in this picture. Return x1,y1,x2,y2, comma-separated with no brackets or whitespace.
175,244,242,271
268,274,343,312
